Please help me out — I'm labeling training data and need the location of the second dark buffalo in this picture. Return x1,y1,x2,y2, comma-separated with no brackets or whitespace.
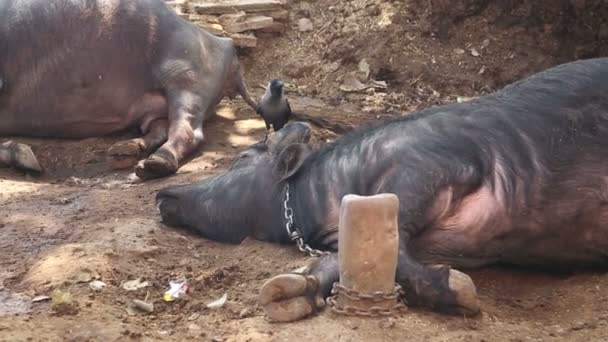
0,0,258,179
157,57,608,321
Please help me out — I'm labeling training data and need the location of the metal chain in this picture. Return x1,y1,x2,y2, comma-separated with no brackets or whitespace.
331,283,404,302
283,184,408,317
326,282,409,317
283,183,332,258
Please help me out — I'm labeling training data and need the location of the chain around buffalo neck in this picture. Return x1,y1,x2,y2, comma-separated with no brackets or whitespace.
283,183,331,257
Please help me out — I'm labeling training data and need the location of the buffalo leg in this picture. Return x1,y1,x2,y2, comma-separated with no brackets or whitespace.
259,253,339,322
108,92,168,170
0,140,42,173
395,235,479,315
135,89,207,180
107,119,168,169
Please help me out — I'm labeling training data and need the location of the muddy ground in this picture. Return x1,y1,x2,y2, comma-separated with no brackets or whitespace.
2,0,608,341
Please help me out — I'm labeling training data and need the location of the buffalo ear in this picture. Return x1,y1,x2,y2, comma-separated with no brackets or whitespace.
274,143,313,181
266,122,312,154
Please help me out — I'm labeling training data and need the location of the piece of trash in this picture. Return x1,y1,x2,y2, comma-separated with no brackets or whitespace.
163,281,190,302
470,48,480,57
122,278,150,291
51,289,73,306
456,96,477,103
58,197,73,205
292,266,310,274
51,289,79,315
188,313,200,321
89,280,107,292
340,74,388,93
127,299,154,315
206,293,228,309
32,295,51,303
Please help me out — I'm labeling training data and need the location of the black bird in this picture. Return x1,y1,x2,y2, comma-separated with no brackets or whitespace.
256,78,291,132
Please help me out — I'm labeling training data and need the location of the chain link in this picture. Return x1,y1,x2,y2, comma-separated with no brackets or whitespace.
326,282,408,317
283,183,331,258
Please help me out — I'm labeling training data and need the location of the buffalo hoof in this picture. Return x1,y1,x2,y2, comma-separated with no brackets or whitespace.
107,140,143,169
258,273,325,322
11,142,42,173
447,269,480,315
135,153,177,180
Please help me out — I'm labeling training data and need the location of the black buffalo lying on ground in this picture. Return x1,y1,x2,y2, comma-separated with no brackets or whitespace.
157,57,608,321
0,0,259,179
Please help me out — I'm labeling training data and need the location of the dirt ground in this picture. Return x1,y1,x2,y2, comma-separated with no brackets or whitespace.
2,0,608,341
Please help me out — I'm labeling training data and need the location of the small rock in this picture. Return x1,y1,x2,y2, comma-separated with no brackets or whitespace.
74,269,98,284
470,48,480,57
297,18,313,32
367,5,381,16
358,59,370,79
231,144,238,148
127,299,154,315
188,323,202,332
321,61,340,74
370,80,387,89
481,39,490,49
297,2,312,17
454,48,465,55
570,321,586,331
284,62,314,78
89,280,107,292
379,318,396,329
239,308,252,318
339,73,367,93
122,278,150,291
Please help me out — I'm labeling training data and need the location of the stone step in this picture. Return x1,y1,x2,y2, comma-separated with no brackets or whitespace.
193,0,287,15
